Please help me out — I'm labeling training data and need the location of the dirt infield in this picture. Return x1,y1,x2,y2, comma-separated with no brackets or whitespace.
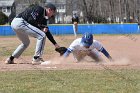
0,35,140,71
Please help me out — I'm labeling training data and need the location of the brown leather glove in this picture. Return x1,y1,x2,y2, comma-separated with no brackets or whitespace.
55,47,67,56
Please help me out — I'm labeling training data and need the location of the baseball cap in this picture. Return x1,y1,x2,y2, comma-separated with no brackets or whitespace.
81,32,93,47
45,3,56,11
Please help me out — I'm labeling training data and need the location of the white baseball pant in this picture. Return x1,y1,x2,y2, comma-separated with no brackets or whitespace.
73,24,78,37
72,49,102,62
11,18,46,58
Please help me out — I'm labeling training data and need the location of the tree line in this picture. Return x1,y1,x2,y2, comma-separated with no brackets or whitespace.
14,0,140,23
67,0,140,23
1,0,140,24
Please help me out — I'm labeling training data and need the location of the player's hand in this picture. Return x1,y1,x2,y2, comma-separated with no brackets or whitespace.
43,27,49,32
108,56,114,62
54,44,60,48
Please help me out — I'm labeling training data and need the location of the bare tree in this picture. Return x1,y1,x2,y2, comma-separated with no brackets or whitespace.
79,0,140,23
16,0,140,23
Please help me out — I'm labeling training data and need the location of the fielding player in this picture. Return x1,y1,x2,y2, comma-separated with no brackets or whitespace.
5,3,60,64
72,13,79,37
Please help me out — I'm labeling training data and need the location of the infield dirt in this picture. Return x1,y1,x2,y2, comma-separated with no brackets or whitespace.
0,35,140,71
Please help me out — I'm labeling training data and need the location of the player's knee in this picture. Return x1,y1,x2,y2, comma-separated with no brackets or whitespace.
23,41,30,48
20,43,29,49
38,33,46,40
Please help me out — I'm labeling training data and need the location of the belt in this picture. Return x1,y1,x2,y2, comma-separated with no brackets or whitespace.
16,15,21,18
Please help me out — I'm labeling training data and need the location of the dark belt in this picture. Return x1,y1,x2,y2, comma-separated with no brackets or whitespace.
15,15,27,22
16,15,21,18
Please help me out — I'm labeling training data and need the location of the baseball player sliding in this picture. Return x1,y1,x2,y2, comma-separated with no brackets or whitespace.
63,32,113,62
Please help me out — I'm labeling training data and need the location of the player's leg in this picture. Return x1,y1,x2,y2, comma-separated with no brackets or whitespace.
5,30,30,64
88,49,103,62
5,18,30,64
75,24,78,32
20,19,46,64
13,18,46,58
12,29,30,58
6,18,46,64
73,24,77,37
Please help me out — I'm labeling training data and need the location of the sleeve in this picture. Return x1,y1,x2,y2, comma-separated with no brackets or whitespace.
63,49,71,57
63,43,74,57
93,40,112,60
45,30,57,45
41,18,48,26
100,47,112,59
38,18,48,29
72,18,74,23
68,39,80,51
63,39,80,57
93,40,103,51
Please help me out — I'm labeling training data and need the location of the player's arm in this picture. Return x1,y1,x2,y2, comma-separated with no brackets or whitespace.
42,26,59,47
99,47,113,61
40,23,60,48
94,40,113,61
63,48,72,57
63,39,79,57
72,18,74,24
45,30,59,48
40,19,59,48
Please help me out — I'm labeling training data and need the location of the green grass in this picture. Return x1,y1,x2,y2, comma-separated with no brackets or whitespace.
0,69,139,93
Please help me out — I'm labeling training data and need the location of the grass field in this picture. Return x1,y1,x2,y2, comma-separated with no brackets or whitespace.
0,35,140,93
0,70,139,93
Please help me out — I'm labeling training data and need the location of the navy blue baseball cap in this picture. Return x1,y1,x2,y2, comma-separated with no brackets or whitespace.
81,32,93,47
45,3,56,11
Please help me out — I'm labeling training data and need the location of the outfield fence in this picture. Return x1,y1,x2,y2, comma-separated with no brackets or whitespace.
0,23,139,36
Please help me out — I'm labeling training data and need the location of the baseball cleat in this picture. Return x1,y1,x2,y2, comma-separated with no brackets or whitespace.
5,58,14,64
32,57,44,65
41,61,51,65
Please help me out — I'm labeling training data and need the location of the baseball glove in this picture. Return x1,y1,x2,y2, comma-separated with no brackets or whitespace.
55,47,67,56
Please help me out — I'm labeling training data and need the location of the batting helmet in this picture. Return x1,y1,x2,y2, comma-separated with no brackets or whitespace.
81,32,93,47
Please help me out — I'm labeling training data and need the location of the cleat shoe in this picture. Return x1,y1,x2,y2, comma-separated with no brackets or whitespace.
5,58,14,64
32,57,44,65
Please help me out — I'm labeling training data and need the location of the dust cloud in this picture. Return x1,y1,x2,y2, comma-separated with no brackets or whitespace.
103,58,131,66
42,55,132,66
